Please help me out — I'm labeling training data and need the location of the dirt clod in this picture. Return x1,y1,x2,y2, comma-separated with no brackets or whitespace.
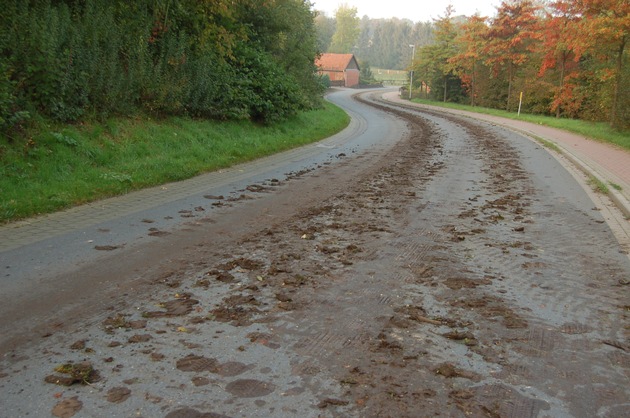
45,362,99,386
106,386,131,403
51,396,83,418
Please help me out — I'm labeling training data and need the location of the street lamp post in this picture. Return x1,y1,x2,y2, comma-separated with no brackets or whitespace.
409,44,415,100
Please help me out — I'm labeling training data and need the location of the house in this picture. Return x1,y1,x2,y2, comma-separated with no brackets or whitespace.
315,53,360,87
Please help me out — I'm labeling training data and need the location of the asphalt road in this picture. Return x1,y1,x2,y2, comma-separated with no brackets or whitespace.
0,88,628,418
0,88,405,347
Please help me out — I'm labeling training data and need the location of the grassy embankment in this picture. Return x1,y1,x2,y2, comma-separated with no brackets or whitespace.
0,102,349,223
408,99,630,152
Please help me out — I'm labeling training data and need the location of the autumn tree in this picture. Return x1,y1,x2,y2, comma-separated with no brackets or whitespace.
535,1,583,118
483,0,541,111
450,14,489,106
574,0,629,129
415,6,462,102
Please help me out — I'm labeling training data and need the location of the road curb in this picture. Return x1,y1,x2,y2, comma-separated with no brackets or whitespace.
558,148,630,219
509,126,630,220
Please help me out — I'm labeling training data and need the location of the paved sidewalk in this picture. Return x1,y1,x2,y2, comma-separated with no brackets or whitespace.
382,91,630,219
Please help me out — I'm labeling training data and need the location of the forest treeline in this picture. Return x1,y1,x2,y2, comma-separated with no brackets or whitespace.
0,0,323,135
317,0,629,129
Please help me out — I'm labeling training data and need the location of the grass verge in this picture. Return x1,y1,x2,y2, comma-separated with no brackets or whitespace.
588,175,609,194
410,98,630,151
0,102,349,223
529,135,561,153
609,182,622,191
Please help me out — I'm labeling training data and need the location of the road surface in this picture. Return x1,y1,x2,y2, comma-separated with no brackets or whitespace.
1,88,628,418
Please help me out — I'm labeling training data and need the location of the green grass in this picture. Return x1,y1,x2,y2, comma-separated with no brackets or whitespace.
529,135,561,153
0,103,349,223
609,182,622,191
410,98,630,151
373,68,409,83
588,175,609,194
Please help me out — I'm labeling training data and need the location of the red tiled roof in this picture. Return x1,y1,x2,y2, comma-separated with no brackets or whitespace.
315,53,357,71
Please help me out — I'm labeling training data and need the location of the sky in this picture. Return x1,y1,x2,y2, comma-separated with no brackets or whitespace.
311,0,500,21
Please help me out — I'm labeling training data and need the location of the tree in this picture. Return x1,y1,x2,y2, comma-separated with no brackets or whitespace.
574,0,629,129
329,4,360,53
239,0,324,108
314,12,335,52
450,14,489,106
415,6,461,102
483,0,541,111
533,0,591,118
0,0,325,130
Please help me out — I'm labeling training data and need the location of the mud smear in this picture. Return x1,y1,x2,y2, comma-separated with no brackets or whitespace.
143,295,199,318
51,396,82,418
106,386,131,403
225,379,276,398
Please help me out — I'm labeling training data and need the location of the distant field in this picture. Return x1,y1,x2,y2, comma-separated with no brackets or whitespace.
373,68,408,85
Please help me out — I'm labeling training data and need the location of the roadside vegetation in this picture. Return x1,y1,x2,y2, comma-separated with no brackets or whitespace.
0,0,324,132
412,1,629,131
0,103,349,223
372,69,409,85
317,2,629,130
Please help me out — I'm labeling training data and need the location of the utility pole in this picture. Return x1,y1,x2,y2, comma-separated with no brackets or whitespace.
409,44,415,100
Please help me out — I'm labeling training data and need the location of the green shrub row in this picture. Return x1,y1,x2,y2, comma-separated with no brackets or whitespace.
0,0,325,133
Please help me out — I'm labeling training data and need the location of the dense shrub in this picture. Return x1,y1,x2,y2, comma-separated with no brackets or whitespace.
0,0,323,135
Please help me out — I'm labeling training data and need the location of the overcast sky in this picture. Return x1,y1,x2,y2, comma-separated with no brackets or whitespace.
311,0,500,21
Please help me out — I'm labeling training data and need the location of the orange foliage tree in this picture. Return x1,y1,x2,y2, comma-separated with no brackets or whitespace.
450,14,489,107
537,1,584,118
575,0,629,128
482,0,541,111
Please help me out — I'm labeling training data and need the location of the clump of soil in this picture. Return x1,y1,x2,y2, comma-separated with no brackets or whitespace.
209,306,257,326
51,396,83,417
45,362,99,386
176,355,219,373
442,331,478,346
106,386,131,403
103,314,147,333
127,334,152,343
225,379,276,398
216,257,264,271
143,295,199,318
94,245,123,251
433,363,477,380
444,277,481,290
318,398,350,409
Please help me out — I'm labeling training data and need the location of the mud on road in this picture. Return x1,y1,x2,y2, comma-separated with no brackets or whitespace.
1,92,629,417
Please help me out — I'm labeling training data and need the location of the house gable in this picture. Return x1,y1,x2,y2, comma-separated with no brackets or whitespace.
315,53,361,87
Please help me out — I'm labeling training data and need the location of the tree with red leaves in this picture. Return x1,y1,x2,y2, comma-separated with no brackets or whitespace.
450,14,489,107
537,1,583,118
575,0,629,128
483,0,541,111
